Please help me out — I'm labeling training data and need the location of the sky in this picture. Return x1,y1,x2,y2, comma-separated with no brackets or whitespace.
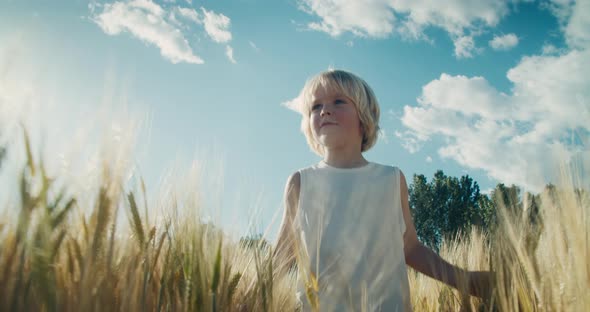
1,0,589,241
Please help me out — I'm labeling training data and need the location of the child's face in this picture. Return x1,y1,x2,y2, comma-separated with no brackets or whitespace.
309,85,363,151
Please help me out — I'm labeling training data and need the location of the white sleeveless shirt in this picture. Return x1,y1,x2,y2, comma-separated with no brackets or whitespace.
295,161,412,311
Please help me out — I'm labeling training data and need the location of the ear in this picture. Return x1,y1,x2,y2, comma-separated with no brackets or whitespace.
359,123,367,144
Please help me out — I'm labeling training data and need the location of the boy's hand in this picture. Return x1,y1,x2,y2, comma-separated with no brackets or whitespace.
468,271,494,299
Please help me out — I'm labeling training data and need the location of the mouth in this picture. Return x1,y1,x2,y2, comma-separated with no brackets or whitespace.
320,122,338,128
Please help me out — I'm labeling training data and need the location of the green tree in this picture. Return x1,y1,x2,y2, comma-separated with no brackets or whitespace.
409,170,486,251
478,193,497,233
491,183,520,217
409,173,440,249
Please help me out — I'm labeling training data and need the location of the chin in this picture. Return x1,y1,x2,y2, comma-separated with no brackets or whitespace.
318,137,346,148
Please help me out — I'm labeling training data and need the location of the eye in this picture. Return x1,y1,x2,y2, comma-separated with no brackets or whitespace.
334,99,346,104
311,103,322,111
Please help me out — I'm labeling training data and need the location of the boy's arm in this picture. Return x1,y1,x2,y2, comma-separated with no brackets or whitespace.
273,172,300,275
399,171,493,298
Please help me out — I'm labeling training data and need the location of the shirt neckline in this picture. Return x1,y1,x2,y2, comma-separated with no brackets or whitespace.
318,160,374,172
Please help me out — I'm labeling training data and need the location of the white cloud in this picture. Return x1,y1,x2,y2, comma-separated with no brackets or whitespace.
225,45,236,63
201,8,232,43
297,0,512,57
453,35,479,58
167,11,182,27
249,41,260,52
418,74,512,120
426,156,433,163
546,0,590,49
90,1,235,64
300,0,395,38
91,0,203,64
281,97,300,113
489,33,519,50
394,130,426,154
541,43,560,55
396,0,590,190
564,0,590,49
176,7,200,24
400,48,590,191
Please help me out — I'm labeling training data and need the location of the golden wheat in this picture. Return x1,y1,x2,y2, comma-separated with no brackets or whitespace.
0,128,587,311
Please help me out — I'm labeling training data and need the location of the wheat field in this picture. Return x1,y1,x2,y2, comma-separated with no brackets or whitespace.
0,129,587,311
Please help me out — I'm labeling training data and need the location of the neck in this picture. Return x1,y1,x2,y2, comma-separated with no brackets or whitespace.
322,146,368,168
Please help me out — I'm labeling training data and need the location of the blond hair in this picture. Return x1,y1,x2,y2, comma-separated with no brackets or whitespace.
288,69,381,156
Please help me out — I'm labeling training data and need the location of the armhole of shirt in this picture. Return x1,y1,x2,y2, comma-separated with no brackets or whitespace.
295,169,305,226
393,166,407,236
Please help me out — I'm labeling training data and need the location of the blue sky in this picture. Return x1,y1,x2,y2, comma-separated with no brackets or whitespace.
1,0,588,240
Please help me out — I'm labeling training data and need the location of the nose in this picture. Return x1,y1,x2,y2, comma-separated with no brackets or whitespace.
320,105,332,117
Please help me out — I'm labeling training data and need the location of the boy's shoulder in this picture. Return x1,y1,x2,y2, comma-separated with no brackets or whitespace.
285,171,301,188
370,161,401,175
